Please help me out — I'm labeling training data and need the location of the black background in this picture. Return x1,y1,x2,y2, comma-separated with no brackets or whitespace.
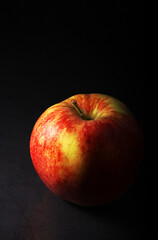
0,1,151,240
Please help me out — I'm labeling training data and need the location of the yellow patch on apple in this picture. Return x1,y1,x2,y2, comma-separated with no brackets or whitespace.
59,128,81,167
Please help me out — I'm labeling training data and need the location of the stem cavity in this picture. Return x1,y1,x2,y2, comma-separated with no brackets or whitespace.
71,99,88,120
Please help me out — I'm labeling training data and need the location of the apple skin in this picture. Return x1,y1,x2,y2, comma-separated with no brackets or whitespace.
30,93,143,206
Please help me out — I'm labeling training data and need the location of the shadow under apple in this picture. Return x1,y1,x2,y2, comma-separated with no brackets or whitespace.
27,165,148,240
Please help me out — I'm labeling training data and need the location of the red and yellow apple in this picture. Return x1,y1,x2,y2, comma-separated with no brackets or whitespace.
30,93,143,206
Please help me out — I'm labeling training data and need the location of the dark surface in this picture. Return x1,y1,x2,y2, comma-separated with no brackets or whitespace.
0,2,151,240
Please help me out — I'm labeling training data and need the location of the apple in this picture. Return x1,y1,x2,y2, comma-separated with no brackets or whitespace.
30,93,143,206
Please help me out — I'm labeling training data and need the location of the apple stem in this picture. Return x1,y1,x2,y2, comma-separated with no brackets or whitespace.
71,99,88,120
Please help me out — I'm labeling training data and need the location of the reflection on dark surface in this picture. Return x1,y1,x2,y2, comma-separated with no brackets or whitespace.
25,171,148,240
0,182,148,240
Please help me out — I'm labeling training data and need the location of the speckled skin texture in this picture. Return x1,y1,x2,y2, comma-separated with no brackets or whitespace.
30,93,143,206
